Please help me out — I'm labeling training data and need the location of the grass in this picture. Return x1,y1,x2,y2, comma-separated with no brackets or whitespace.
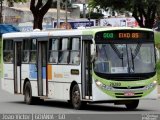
156,61,160,85
155,32,160,84
155,32,160,45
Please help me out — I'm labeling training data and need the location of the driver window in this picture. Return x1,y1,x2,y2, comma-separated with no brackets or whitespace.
140,46,152,63
96,45,108,61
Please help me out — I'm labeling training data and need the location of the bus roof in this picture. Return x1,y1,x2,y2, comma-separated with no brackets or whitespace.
2,31,49,39
2,27,153,40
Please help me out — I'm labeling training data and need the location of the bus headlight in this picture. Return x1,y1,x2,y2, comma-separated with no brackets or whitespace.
144,81,157,90
95,80,113,90
96,80,103,86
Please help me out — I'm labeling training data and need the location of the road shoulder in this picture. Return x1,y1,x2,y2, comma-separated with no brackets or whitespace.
158,85,160,98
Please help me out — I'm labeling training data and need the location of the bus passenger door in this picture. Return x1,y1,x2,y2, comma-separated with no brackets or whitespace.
14,41,22,94
82,41,92,99
37,41,48,96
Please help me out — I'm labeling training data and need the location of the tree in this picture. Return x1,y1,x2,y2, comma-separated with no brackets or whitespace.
51,0,71,9
89,0,160,28
85,12,104,19
30,0,53,30
7,0,28,7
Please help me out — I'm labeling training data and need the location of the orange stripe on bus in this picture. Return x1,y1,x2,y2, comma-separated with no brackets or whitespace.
47,65,52,80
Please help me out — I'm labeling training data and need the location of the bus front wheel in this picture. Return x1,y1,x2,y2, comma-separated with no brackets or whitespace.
24,82,34,105
71,84,84,110
125,100,139,110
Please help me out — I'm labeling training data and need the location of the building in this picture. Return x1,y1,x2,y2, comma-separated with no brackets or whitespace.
2,1,80,27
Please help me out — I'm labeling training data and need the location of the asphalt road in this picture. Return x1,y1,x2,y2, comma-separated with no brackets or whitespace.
0,81,160,120
0,81,160,114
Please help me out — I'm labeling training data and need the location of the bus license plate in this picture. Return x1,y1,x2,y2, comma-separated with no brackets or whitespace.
124,92,135,96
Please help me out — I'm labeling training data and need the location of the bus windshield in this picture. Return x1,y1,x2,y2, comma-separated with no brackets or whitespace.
94,43,156,74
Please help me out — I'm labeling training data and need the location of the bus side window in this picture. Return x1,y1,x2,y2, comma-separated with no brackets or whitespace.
49,38,59,64
59,38,70,64
3,40,13,63
22,39,30,63
30,39,37,63
70,38,80,64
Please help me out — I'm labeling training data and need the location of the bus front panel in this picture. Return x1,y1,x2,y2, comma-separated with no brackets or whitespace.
91,29,158,101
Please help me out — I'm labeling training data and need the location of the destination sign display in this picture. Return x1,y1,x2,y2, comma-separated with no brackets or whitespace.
95,30,154,43
103,32,142,39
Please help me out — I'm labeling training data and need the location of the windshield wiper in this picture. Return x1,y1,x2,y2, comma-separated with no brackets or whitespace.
133,44,141,59
121,47,124,67
110,44,122,59
110,44,125,67
128,44,141,73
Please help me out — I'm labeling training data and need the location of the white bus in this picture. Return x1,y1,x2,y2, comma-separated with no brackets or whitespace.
1,27,158,110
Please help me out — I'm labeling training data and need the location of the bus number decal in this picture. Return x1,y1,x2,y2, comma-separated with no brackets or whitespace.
110,82,121,87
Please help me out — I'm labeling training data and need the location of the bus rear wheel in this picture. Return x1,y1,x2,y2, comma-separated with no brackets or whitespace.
24,82,34,105
125,100,139,110
71,84,84,110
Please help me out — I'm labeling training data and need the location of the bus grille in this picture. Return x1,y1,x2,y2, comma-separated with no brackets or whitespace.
113,86,145,89
115,96,142,98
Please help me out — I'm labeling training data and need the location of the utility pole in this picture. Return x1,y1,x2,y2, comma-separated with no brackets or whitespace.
57,0,60,28
65,0,68,29
88,6,91,27
83,3,86,18
0,0,3,23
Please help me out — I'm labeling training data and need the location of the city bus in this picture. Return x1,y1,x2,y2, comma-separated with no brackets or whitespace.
1,27,158,110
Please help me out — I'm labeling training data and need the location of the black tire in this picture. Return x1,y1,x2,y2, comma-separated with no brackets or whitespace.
24,82,34,105
67,100,72,105
71,84,84,110
125,100,139,110
36,98,44,105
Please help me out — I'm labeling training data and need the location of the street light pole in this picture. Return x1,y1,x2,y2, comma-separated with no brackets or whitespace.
57,0,60,28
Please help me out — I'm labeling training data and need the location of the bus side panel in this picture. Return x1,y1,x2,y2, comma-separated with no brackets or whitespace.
30,81,38,97
2,78,14,94
21,64,38,96
21,64,30,80
2,64,14,94
48,82,66,100
48,82,82,101
47,65,81,100
21,64,29,94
